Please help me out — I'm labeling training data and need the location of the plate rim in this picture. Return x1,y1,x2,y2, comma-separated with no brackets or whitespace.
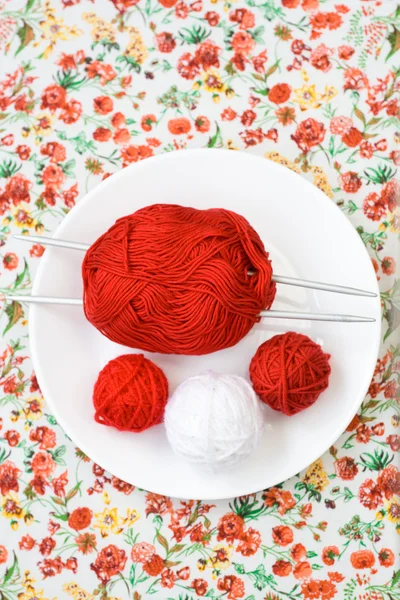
29,148,381,499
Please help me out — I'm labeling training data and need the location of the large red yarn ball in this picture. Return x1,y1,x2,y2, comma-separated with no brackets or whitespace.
249,332,331,416
93,354,168,432
82,204,276,355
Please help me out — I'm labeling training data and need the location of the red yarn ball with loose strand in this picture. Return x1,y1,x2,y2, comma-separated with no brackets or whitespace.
93,354,168,432
82,204,276,355
249,332,331,416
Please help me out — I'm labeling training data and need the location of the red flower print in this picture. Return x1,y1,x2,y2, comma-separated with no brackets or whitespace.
217,575,245,600
205,11,219,26
76,533,97,554
291,118,325,153
40,141,67,163
177,53,200,79
350,550,375,569
291,543,307,562
384,380,396,399
359,479,384,509
31,451,56,478
272,525,294,546
372,422,385,436
236,527,261,556
156,32,176,53
143,554,165,576
86,61,117,85
38,557,64,578
221,107,237,121
195,116,210,132
0,546,7,564
363,192,387,221
192,578,208,596
294,561,312,580
240,128,264,147
263,487,296,514
0,190,10,215
42,164,65,189
252,50,267,73
131,542,156,563
52,470,68,497
217,512,245,543
30,475,48,495
381,179,399,212
93,127,112,142
229,8,255,30
91,545,127,584
41,84,67,111
387,434,400,451
176,567,190,580
344,68,368,91
231,52,247,72
334,457,358,480
275,106,296,126
42,187,58,206
342,128,363,147
39,536,56,556
57,53,77,70
240,110,256,127
272,560,292,577
195,41,221,69
377,465,400,500
301,578,337,600
168,117,191,135
111,112,126,128
0,461,20,496
328,572,344,583
63,183,79,208
231,31,255,55
282,0,300,6
339,171,362,194
110,0,140,12
161,568,176,588
356,423,372,443
59,99,82,124
113,128,130,144
111,476,134,494
65,557,78,573
48,521,60,535
386,98,399,117
338,45,355,60
93,96,113,115
68,507,93,530
310,44,333,72
269,83,291,104
302,0,319,9
3,429,20,445
141,114,157,132
322,546,340,566
5,174,31,205
145,492,172,515
19,535,35,550
16,145,30,160
360,141,374,159
378,548,395,567
175,2,189,18
3,253,18,271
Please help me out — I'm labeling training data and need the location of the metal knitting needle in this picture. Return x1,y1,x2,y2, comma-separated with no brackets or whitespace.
3,295,375,323
13,235,378,298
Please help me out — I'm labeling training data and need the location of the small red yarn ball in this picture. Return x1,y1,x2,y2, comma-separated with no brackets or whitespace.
93,354,168,432
249,332,331,416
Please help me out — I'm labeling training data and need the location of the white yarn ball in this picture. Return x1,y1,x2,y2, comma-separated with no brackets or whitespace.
165,371,263,470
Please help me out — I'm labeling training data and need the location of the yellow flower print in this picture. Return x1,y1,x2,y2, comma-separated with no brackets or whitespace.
210,543,232,569
226,139,239,151
123,507,140,527
386,498,400,525
83,13,116,44
203,69,226,94
313,174,334,198
265,152,301,174
387,207,400,234
36,2,82,58
2,492,24,519
13,206,36,230
302,459,329,492
63,583,95,600
24,396,44,420
22,571,36,589
293,84,321,111
321,85,338,103
18,586,48,600
124,27,148,64
94,507,123,537
103,491,111,506
33,113,55,137
301,68,309,82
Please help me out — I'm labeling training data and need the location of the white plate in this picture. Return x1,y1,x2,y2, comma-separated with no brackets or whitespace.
30,149,381,499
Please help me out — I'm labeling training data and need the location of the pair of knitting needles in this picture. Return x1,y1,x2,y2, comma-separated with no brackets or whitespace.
4,234,377,324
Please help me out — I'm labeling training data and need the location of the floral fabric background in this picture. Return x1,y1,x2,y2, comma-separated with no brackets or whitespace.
0,0,399,598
